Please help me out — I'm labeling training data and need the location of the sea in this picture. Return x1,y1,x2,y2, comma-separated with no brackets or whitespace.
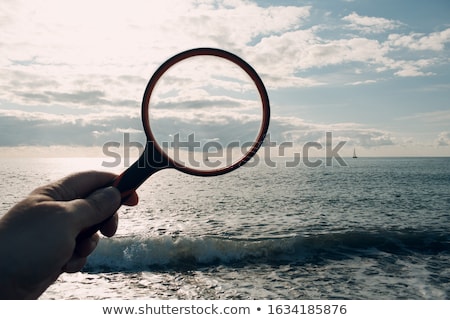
0,156,449,300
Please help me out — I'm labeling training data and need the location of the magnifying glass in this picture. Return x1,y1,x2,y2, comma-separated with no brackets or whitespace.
78,48,270,239
113,47,270,199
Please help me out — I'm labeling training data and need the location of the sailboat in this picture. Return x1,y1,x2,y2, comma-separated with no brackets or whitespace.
352,148,358,159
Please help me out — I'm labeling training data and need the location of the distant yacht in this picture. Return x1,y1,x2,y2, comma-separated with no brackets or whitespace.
352,148,358,159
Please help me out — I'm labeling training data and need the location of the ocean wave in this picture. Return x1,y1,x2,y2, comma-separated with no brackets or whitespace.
84,229,449,272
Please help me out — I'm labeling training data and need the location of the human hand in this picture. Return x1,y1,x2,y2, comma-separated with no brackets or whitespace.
0,171,138,299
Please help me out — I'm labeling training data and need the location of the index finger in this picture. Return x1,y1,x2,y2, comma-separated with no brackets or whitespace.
70,186,121,232
32,171,118,201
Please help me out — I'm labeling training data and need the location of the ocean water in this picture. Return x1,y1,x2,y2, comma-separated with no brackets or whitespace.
0,157,449,299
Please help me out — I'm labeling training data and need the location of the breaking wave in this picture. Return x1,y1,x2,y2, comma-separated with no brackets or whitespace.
84,228,449,272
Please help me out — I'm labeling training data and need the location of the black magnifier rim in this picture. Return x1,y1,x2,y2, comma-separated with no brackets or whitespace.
142,47,270,177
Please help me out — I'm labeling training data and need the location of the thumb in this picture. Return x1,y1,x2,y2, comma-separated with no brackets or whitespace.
71,186,121,232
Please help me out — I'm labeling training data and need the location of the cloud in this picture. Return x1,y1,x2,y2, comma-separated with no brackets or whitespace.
342,12,403,34
401,110,450,123
1,0,449,156
11,89,137,107
1,0,447,111
351,129,395,148
1,105,395,151
248,29,392,87
346,79,377,86
1,0,311,65
0,108,142,146
304,37,388,67
248,22,443,83
436,132,450,147
0,67,144,108
177,2,311,48
0,0,313,109
0,102,265,147
388,28,450,51
392,58,436,77
269,116,395,148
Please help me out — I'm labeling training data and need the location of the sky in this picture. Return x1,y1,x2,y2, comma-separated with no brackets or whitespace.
1,0,450,158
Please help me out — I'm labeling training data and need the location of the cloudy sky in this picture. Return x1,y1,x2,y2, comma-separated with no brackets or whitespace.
1,0,450,157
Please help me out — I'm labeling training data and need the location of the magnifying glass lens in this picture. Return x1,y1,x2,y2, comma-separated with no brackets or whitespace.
147,55,264,173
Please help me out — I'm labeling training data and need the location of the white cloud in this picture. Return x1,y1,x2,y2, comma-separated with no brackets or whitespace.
342,12,402,34
347,79,377,86
388,28,450,51
116,128,143,134
0,107,141,146
1,0,449,156
0,107,139,126
1,0,312,108
402,110,450,123
248,23,442,82
1,0,447,109
248,30,391,87
392,59,436,77
436,132,450,147
304,37,388,67
269,116,395,148
1,0,310,64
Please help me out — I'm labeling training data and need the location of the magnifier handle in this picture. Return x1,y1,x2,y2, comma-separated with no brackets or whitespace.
76,153,164,241
112,156,162,201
